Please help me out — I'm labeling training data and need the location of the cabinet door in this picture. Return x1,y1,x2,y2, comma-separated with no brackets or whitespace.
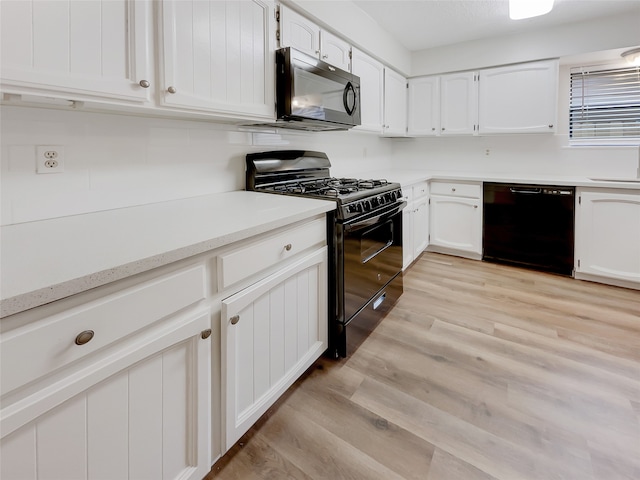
352,48,384,133
430,195,482,254
222,248,328,450
479,59,558,134
279,4,320,57
575,189,640,283
159,0,275,118
383,68,408,136
320,30,351,71
402,203,414,270
0,0,151,103
440,71,478,135
413,197,430,257
408,76,440,136
0,312,212,480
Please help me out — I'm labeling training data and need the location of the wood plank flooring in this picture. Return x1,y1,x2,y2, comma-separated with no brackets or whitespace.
206,252,640,480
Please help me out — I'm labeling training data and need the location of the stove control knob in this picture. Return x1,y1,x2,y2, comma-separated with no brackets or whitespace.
362,200,371,211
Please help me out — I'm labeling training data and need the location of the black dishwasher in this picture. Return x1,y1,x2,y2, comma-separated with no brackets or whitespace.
483,183,575,276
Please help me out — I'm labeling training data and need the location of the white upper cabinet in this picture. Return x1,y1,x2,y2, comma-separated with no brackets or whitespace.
158,0,275,119
320,30,352,72
408,76,440,136
383,68,408,136
440,71,478,135
479,59,558,134
0,0,151,103
351,48,384,133
279,4,351,71
279,4,320,57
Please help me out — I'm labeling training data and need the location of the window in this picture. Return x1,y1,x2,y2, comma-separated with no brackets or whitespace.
570,65,640,144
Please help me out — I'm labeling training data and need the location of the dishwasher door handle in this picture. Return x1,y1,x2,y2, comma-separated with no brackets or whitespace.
510,187,542,194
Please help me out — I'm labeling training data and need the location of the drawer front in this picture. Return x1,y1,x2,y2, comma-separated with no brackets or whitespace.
431,181,481,198
0,265,206,396
412,181,429,199
218,217,326,290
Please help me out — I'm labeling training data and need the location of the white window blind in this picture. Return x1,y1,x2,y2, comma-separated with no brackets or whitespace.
570,66,640,142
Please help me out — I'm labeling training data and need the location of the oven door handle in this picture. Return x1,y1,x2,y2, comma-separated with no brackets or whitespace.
343,201,406,232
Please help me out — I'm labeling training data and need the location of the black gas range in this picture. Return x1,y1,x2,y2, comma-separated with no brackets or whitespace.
246,150,405,357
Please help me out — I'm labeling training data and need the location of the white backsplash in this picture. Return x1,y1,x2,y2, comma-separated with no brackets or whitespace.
3,105,638,226
0,106,394,225
390,134,639,179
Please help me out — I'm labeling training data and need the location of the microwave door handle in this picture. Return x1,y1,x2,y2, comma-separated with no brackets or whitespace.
343,81,356,115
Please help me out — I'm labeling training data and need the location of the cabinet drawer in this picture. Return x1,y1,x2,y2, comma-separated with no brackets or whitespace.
0,265,206,396
412,181,429,199
218,217,326,290
431,181,481,198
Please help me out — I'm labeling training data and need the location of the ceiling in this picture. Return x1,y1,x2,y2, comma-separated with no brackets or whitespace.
352,0,640,52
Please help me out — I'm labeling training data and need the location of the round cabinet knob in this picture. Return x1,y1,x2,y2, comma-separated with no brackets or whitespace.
138,79,150,88
284,243,292,251
548,124,554,128
201,329,212,340
230,315,240,325
431,127,436,131
167,86,177,94
452,188,456,192
322,54,328,59
474,205,478,209
75,330,95,346
441,127,445,131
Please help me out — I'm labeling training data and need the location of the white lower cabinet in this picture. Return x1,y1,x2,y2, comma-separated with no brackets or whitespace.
402,181,430,270
0,310,212,480
575,188,640,287
428,181,482,258
222,247,328,449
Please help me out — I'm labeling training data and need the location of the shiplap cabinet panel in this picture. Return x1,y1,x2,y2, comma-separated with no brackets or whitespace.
575,188,640,285
0,312,211,480
159,0,275,118
0,0,151,103
222,248,328,450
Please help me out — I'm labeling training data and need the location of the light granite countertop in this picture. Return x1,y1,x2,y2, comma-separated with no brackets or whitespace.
1,191,336,318
3,174,639,318
367,169,640,190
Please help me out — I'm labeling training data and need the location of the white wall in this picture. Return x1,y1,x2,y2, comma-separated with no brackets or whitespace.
0,106,393,225
411,11,640,76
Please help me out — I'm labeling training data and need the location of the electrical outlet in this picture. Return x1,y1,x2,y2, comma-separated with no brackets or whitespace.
36,146,65,173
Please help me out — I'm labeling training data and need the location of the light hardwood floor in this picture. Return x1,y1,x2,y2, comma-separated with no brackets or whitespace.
207,252,640,480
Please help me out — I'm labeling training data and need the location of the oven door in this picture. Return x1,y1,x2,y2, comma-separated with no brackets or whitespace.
340,203,404,324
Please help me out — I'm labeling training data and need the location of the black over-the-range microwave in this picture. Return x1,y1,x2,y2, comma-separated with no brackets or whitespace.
273,47,361,131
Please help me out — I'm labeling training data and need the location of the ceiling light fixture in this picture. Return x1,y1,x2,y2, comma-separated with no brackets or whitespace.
621,47,640,66
509,0,555,20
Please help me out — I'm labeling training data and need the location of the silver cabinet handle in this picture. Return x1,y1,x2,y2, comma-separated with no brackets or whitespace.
139,80,150,88
230,315,240,325
75,330,94,346
284,243,292,251
322,54,328,59
315,50,320,55
201,329,212,340
167,86,177,94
